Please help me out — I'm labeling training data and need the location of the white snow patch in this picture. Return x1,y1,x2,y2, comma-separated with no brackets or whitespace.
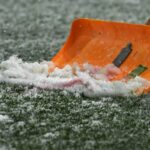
44,132,59,138
0,114,10,122
91,120,102,126
0,56,150,97
82,100,91,107
17,121,25,127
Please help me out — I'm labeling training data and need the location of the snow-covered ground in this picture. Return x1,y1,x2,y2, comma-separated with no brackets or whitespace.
0,0,150,149
0,114,10,122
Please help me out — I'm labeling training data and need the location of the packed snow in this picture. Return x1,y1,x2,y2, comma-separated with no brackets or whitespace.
0,56,150,97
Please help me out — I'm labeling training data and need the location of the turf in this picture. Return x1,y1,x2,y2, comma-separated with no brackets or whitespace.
0,0,150,149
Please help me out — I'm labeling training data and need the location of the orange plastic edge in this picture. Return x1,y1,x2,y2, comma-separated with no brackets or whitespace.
49,18,150,93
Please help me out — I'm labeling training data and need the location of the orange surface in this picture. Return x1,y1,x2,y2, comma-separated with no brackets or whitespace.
50,18,150,92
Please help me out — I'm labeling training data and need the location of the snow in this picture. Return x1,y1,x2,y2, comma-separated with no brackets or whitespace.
0,56,150,97
91,120,102,126
44,132,59,138
0,146,8,150
0,114,10,122
107,0,140,4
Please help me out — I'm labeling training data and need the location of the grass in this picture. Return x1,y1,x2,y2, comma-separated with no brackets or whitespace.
0,0,150,149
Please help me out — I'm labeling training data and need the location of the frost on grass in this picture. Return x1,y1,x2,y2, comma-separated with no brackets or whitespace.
0,145,8,150
107,0,140,4
0,56,150,97
0,114,11,122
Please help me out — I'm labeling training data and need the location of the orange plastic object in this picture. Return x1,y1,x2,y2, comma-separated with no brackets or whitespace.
50,18,150,91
